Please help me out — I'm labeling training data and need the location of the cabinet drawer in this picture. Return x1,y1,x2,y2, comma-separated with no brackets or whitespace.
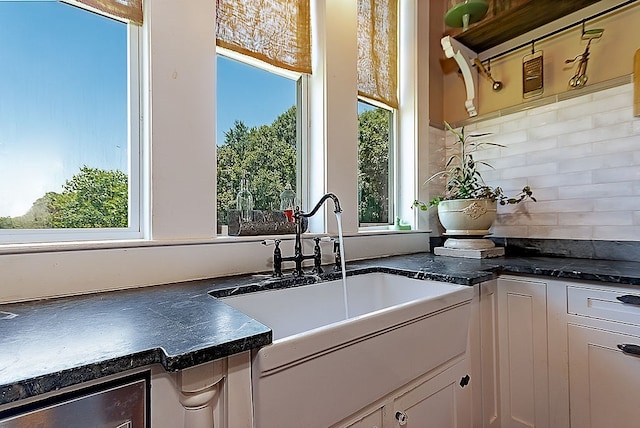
567,286,640,327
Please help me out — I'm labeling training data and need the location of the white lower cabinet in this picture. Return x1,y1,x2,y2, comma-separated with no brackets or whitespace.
567,324,640,428
392,359,471,428
472,279,500,428
564,282,640,428
481,276,640,428
151,351,253,428
344,406,385,428
496,277,549,428
341,358,472,428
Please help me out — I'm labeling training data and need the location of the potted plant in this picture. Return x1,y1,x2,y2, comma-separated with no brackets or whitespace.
414,121,535,238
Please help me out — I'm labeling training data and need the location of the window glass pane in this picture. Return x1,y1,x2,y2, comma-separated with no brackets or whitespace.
0,1,130,232
216,55,298,235
358,101,392,226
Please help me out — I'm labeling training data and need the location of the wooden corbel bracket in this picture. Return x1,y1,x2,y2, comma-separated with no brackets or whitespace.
441,36,479,117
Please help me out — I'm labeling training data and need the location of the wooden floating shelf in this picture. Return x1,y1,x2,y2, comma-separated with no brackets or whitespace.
446,0,602,52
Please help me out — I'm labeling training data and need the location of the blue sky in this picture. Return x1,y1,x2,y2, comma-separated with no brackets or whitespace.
0,1,127,217
216,56,296,145
0,1,295,217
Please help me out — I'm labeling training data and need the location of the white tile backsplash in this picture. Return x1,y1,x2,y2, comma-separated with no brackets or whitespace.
454,83,640,241
558,182,632,199
527,116,593,140
558,211,633,226
524,199,594,213
526,171,592,189
593,196,640,212
592,166,640,183
563,122,635,147
593,107,634,127
593,226,640,241
500,162,558,180
558,152,634,173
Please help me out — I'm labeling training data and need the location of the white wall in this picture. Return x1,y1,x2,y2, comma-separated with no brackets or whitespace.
447,81,640,241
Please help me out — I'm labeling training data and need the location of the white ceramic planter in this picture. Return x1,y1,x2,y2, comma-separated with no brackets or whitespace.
437,198,497,236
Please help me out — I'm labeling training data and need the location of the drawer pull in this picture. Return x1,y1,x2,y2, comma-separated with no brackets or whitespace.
617,344,640,356
395,411,408,425
616,295,640,306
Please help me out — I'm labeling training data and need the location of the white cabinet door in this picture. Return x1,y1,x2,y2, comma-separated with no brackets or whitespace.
497,277,549,428
479,280,501,428
568,324,640,428
344,407,384,428
391,360,471,428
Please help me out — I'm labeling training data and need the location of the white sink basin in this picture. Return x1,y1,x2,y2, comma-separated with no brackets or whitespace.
221,272,470,340
217,272,475,428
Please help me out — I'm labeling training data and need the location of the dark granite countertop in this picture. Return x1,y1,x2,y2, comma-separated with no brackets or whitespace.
1,252,639,407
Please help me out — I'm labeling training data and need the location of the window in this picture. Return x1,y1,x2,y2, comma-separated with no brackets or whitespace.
358,100,394,227
0,1,141,243
216,53,301,235
357,0,397,228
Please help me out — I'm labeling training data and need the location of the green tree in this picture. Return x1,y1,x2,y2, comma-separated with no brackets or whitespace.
217,108,297,225
271,106,297,149
49,166,128,228
217,104,391,226
0,193,54,229
358,108,390,223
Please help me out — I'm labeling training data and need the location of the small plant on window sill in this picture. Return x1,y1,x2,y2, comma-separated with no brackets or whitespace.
412,121,536,211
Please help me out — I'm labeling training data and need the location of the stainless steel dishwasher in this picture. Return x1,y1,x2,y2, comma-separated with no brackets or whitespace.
0,373,148,428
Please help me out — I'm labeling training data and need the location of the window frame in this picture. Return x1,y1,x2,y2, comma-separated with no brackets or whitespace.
357,96,397,229
0,7,143,245
214,47,307,237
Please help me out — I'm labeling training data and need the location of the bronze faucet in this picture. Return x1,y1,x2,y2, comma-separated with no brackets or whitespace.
272,193,342,277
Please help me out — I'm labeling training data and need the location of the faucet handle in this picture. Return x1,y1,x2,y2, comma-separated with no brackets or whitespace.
331,237,341,251
262,239,283,277
261,239,281,248
332,238,342,271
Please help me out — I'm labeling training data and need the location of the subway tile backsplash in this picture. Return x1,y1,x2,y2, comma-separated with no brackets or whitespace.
441,82,640,242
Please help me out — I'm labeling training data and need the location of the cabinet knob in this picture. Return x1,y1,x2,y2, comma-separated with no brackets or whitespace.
618,343,640,356
395,411,408,425
460,374,470,387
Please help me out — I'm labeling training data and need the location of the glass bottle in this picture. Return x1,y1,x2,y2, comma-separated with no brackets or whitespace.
236,177,254,222
280,183,297,222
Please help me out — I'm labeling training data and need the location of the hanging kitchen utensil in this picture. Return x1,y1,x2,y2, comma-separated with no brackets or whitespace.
523,42,543,98
565,24,604,89
474,58,503,91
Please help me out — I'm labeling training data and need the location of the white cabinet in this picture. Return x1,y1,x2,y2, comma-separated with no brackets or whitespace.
496,277,549,428
472,279,500,428
565,283,640,428
392,359,471,428
567,324,640,428
150,351,253,428
474,275,640,428
338,357,472,428
344,407,384,428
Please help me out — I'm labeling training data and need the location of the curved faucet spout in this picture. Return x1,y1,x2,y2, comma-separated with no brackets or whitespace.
298,193,342,218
